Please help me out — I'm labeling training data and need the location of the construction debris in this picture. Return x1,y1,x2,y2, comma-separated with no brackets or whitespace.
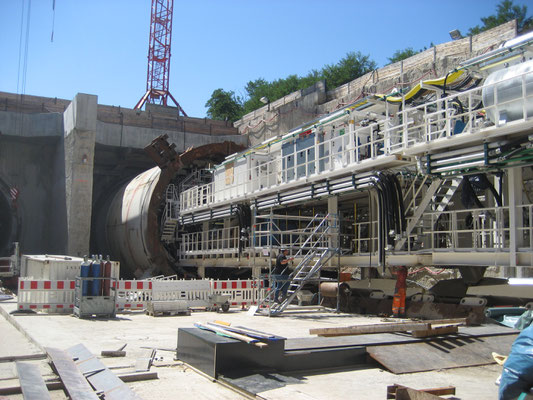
46,344,148,400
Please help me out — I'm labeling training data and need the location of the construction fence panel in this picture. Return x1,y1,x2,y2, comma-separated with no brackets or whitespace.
17,278,266,313
212,279,265,307
17,279,76,313
151,280,212,307
114,280,153,311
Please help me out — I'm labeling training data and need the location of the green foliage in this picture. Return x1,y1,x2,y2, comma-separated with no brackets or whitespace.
205,88,243,122
387,47,419,65
467,0,533,35
321,51,376,89
240,51,376,115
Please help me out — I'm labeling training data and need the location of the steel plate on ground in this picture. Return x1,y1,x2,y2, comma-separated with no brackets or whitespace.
367,334,517,374
16,362,51,400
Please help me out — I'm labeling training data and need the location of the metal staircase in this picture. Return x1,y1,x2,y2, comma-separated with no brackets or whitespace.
179,169,212,192
395,177,461,250
256,213,339,316
161,184,180,242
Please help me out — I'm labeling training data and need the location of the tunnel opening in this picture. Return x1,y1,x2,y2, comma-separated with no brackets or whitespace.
0,190,13,257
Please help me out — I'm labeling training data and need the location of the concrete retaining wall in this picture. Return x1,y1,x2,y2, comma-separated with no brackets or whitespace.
235,21,517,145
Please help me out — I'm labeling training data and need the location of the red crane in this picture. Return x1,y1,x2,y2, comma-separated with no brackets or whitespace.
135,0,187,115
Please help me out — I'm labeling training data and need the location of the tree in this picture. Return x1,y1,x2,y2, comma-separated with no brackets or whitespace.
205,89,243,122
468,0,533,35
321,51,376,89
206,51,376,118
387,47,419,65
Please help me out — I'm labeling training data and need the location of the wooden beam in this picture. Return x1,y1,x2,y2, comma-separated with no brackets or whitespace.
0,370,158,396
411,326,459,338
309,319,467,337
0,353,48,363
396,387,446,400
387,384,456,400
310,322,431,337
101,350,126,357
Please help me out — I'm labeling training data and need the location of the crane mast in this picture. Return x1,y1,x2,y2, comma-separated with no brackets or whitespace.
135,0,186,115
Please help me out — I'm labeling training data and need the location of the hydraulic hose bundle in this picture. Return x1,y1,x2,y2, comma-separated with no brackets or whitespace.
370,173,407,266
235,204,252,255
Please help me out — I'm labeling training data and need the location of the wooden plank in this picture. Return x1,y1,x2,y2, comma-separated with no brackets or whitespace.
206,322,278,340
396,387,444,400
16,362,51,400
45,347,99,400
195,323,268,348
101,350,126,357
0,353,47,363
421,387,456,396
310,319,468,337
0,371,157,396
387,384,455,399
411,326,459,338
367,334,517,374
117,371,158,383
288,325,517,351
309,322,431,337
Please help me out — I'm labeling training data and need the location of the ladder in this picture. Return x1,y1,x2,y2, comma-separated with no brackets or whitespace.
161,184,180,242
257,213,339,316
395,177,461,250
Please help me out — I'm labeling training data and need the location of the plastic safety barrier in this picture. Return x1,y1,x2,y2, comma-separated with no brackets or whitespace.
151,280,212,307
114,280,153,310
17,279,76,312
212,279,265,307
17,278,266,313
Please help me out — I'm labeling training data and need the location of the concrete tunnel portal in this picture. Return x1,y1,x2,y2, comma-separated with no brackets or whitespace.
0,184,15,257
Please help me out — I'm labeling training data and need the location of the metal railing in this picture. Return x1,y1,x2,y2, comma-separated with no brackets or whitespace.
351,204,533,255
253,213,338,252
180,67,533,214
180,226,240,257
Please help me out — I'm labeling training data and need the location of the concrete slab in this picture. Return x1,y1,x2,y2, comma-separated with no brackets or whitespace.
0,300,506,399
0,308,42,359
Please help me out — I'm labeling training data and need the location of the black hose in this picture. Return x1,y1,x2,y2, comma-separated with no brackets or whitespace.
384,174,401,236
391,174,407,233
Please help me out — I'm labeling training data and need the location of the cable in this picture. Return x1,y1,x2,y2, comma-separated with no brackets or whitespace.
16,0,26,95
21,0,32,96
51,0,56,42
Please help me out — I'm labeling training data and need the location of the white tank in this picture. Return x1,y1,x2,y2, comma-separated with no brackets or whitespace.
482,59,533,123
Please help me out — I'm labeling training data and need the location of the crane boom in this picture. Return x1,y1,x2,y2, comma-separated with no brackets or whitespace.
135,0,186,115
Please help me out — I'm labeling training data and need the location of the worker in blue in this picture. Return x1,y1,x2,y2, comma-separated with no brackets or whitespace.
499,324,533,399
271,249,294,303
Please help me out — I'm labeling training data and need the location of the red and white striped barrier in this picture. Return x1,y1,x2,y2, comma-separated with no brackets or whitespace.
114,280,153,311
212,279,265,307
17,279,75,312
17,278,266,313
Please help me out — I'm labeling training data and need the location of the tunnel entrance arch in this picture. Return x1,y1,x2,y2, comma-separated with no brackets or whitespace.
0,179,18,257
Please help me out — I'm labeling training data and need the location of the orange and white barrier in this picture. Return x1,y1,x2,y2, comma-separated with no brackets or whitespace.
17,279,75,312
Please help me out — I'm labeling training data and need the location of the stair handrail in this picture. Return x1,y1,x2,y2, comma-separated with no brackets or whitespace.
288,213,336,259
270,248,337,315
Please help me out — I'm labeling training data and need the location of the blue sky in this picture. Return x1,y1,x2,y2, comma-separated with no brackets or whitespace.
0,0,531,118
